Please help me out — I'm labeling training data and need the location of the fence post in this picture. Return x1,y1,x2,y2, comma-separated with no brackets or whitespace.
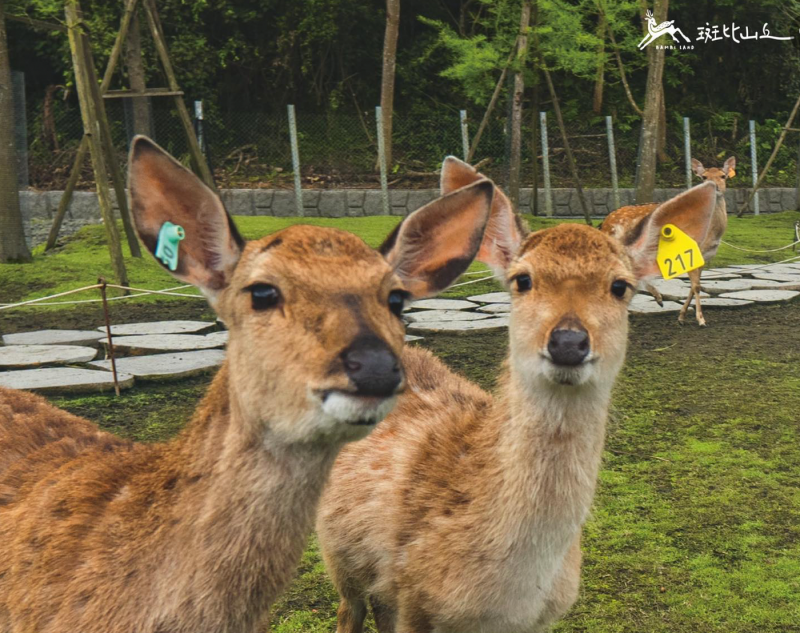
376,105,390,215
460,110,469,161
683,116,692,190
749,120,760,215
540,112,553,217
287,104,304,216
194,100,205,156
605,116,620,210
795,134,800,211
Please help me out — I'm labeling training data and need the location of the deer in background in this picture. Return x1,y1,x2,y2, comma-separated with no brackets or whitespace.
317,157,718,633
0,139,495,633
600,156,736,326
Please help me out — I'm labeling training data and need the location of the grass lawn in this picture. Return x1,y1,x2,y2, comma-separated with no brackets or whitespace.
1,213,800,632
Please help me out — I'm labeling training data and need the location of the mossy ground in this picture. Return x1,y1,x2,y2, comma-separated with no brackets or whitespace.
2,215,800,632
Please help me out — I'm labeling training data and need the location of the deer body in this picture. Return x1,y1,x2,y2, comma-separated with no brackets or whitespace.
318,158,720,633
601,157,735,325
0,141,495,633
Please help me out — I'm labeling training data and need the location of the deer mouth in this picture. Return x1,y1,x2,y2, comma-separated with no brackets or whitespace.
318,389,398,426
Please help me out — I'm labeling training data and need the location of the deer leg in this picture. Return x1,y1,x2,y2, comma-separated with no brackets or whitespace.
336,593,368,633
370,596,397,633
689,268,706,326
678,285,694,325
645,283,664,307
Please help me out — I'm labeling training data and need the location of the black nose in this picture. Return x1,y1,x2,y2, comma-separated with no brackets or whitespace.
547,329,590,366
341,336,402,397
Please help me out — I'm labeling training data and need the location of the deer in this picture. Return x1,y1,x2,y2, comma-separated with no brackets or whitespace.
600,156,735,326
316,156,719,633
0,138,497,633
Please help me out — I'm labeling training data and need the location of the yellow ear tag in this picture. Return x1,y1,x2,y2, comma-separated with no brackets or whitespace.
657,224,705,280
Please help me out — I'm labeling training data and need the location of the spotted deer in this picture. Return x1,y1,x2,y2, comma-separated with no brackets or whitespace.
0,139,496,633
317,158,718,633
600,157,736,326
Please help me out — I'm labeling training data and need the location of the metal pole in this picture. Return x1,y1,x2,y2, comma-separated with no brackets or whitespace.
795,134,800,211
287,104,304,216
460,110,469,161
749,120,759,215
194,100,205,155
376,106,390,215
540,112,552,217
683,116,692,190
606,116,620,210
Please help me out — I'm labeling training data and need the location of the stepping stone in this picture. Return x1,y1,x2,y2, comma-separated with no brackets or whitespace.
0,345,97,369
630,294,656,308
407,299,477,311
405,310,491,323
751,273,800,283
204,330,229,346
700,279,777,294
404,335,424,343
0,368,134,394
718,289,800,303
89,350,225,381
100,334,224,355
700,273,742,280
2,329,103,347
467,292,511,304
477,303,511,314
628,300,684,315
408,317,509,333
651,286,710,301
696,298,754,308
751,281,800,291
96,320,216,336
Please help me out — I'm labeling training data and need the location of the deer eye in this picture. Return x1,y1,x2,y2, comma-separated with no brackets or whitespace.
248,284,282,310
388,290,407,317
611,280,629,299
515,274,532,292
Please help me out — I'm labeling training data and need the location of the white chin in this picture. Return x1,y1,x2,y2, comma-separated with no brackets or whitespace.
541,361,594,386
321,391,397,428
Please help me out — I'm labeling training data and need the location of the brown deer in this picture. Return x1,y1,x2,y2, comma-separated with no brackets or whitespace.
0,139,496,633
317,158,718,633
600,156,736,326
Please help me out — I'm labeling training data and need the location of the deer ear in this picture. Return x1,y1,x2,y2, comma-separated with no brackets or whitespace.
380,180,493,298
691,158,705,177
440,156,482,194
625,181,716,280
128,136,244,304
475,186,527,275
724,156,736,178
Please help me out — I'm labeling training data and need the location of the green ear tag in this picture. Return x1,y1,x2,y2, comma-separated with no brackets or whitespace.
657,224,704,280
155,222,185,271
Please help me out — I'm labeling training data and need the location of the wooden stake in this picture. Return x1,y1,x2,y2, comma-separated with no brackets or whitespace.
66,0,128,286
46,136,88,251
141,0,215,190
98,277,120,397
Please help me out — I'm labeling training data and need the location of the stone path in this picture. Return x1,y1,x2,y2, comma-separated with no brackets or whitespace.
0,262,797,394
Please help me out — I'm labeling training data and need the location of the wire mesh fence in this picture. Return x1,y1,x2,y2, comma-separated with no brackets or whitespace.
19,93,800,197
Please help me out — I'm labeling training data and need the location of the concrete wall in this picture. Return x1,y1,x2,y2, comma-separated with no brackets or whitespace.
19,187,796,247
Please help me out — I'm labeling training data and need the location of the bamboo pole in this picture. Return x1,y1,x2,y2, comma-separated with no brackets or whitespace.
65,0,128,286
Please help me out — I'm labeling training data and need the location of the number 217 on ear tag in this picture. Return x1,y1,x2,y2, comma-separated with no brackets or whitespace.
657,224,704,280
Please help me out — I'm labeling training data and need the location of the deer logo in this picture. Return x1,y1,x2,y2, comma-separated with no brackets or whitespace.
638,9,691,49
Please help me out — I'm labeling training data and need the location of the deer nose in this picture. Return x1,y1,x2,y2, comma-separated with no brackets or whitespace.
547,329,590,366
341,336,402,397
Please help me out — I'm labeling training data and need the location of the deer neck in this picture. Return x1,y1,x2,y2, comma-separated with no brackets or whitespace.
478,364,612,549
153,364,341,629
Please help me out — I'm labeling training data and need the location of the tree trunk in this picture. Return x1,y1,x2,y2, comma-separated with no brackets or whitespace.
508,0,531,209
0,5,32,263
592,13,606,115
530,0,540,217
124,10,152,137
657,84,668,162
635,0,667,204
379,0,400,169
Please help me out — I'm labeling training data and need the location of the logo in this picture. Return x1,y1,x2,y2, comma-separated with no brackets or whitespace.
638,10,690,49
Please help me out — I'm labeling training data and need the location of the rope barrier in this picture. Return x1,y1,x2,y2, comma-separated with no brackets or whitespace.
720,238,800,253
0,284,197,311
449,274,496,289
